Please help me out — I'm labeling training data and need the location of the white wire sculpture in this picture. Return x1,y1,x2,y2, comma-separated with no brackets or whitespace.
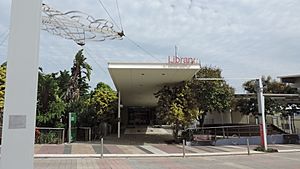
41,3,124,46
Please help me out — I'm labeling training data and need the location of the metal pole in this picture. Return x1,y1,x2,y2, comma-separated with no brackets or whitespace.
89,127,92,141
247,139,250,155
182,139,186,158
68,113,71,143
293,113,296,133
101,137,104,159
118,91,121,138
288,115,292,134
257,78,268,150
1,0,42,168
175,45,178,57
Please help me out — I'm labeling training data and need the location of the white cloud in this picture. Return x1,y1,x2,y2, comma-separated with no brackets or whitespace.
0,0,300,92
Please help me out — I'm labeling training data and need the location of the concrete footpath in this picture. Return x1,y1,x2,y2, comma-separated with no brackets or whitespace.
33,143,300,158
33,152,300,169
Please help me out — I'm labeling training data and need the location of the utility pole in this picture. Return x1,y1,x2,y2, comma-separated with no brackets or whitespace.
257,78,268,150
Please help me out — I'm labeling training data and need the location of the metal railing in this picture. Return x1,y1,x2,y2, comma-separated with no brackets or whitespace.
77,127,92,141
35,127,65,144
183,125,262,141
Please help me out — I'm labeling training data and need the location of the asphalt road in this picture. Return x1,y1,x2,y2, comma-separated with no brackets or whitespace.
33,152,300,169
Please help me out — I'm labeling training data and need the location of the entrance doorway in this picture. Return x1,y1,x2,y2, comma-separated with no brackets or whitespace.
128,107,156,126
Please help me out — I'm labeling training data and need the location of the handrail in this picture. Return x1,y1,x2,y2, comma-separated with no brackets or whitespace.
78,127,92,141
185,124,259,131
183,124,263,141
36,127,64,130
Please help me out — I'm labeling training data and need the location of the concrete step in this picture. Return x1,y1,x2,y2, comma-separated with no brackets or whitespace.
124,126,170,135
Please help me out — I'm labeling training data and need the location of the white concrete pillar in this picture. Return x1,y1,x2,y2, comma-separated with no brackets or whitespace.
1,0,42,169
118,91,121,138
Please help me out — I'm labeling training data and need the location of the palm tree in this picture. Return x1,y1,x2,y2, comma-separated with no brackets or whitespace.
65,49,92,103
56,70,71,98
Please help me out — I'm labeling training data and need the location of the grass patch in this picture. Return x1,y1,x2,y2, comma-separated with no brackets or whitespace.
254,146,278,153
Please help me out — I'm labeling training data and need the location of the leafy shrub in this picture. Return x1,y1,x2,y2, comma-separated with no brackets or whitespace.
254,146,278,153
36,131,60,144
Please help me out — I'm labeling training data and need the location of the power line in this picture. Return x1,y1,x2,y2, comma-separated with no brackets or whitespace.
84,46,109,75
0,30,9,40
96,0,122,31
115,0,123,31
86,46,109,63
125,36,162,62
96,0,161,62
0,31,9,47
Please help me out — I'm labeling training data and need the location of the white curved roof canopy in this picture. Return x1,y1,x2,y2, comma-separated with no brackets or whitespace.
108,63,201,107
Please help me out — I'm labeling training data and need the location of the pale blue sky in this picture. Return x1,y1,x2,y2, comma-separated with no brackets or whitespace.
0,0,300,93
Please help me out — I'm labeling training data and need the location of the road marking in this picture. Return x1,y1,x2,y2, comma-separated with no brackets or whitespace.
223,145,246,150
140,145,168,154
224,162,255,169
118,145,146,154
207,146,231,152
176,145,202,153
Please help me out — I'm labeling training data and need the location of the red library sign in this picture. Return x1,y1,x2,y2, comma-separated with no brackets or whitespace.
168,56,199,65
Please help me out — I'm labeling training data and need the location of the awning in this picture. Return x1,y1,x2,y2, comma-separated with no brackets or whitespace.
108,62,200,106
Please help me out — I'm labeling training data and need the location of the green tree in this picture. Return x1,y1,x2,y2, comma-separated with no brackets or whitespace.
79,82,118,127
236,76,300,132
190,66,234,127
62,49,92,129
155,82,198,140
236,76,298,116
56,70,71,97
0,63,7,125
155,66,234,139
36,70,66,127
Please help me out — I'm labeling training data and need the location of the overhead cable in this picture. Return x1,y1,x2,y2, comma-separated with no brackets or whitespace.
0,32,9,47
125,36,162,62
96,0,122,31
115,0,123,31
84,46,109,75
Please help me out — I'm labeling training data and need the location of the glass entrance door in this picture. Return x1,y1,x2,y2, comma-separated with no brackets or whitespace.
128,107,151,126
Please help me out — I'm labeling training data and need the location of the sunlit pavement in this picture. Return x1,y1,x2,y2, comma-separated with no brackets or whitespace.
33,152,300,169
33,143,300,155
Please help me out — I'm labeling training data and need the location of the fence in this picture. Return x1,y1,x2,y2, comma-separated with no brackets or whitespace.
35,127,65,144
268,116,300,134
77,127,92,141
183,125,257,141
1,126,65,144
182,124,285,142
292,118,300,134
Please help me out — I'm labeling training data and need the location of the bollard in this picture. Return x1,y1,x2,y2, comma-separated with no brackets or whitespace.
101,137,104,159
62,129,65,143
247,138,250,155
89,128,92,141
182,139,186,158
